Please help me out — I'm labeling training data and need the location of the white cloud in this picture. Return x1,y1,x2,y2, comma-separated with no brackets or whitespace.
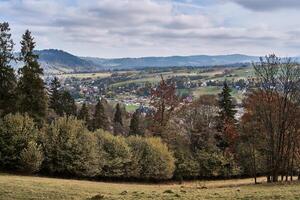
1,0,300,57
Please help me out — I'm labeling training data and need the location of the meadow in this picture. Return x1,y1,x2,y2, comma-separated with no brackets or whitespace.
1,173,300,200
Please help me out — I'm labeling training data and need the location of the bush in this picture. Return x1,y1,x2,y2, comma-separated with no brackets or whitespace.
0,113,39,171
40,116,100,177
20,141,43,173
95,130,131,178
173,149,199,180
127,136,175,180
194,149,241,178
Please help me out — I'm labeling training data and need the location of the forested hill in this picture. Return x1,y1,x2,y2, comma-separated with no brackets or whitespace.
13,49,261,73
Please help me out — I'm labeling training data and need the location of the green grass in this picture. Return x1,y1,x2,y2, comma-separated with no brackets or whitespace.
1,173,300,200
192,86,222,97
125,104,139,112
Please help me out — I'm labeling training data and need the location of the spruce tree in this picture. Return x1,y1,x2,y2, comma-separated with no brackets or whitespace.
129,110,141,135
216,81,237,152
60,91,77,116
92,99,109,131
218,81,236,120
17,30,47,123
49,77,62,115
114,103,123,126
0,22,17,116
78,102,90,122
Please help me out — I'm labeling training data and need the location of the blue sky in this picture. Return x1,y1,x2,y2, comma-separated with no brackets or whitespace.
1,0,300,58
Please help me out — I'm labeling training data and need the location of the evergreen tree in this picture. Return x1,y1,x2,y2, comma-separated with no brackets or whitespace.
215,81,237,152
114,103,123,126
78,102,90,123
218,81,236,120
129,110,141,136
0,22,17,116
17,30,47,123
49,77,62,115
92,100,109,131
60,91,77,116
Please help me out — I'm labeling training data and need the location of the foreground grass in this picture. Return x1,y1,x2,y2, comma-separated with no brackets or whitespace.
0,174,300,200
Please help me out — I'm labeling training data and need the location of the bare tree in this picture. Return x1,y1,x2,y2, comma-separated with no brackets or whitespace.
250,54,300,182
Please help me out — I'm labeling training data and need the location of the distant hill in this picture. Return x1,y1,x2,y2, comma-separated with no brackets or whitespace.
35,49,96,73
12,49,262,74
83,54,260,69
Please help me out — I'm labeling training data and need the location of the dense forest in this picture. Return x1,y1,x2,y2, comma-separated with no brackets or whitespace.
0,22,300,183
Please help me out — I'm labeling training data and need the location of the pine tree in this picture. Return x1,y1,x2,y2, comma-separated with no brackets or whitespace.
49,77,62,115
92,100,109,131
216,81,237,152
78,102,89,122
218,81,236,120
114,103,123,126
60,91,77,116
0,22,17,116
17,30,47,123
129,110,141,136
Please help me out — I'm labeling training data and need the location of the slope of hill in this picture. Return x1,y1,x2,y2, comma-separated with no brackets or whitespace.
1,173,300,200
35,49,96,73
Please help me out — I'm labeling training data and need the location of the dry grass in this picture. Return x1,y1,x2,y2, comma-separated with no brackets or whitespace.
1,173,300,200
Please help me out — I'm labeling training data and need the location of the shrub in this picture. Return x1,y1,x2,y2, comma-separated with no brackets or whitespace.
194,149,241,178
0,113,39,171
95,130,131,178
20,141,43,173
127,136,175,180
40,116,100,177
126,136,147,178
173,149,199,180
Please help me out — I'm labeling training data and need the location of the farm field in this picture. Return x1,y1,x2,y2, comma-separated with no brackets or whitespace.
57,72,112,79
1,173,300,200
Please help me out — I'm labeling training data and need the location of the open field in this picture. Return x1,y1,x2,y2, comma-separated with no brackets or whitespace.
1,173,300,200
57,72,112,79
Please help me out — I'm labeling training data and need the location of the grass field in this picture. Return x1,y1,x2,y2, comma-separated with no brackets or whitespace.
1,173,300,200
57,72,112,79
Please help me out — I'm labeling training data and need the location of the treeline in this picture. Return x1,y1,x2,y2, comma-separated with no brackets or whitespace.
1,22,300,182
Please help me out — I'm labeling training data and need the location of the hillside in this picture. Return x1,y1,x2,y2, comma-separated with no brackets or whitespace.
1,173,300,200
35,49,96,73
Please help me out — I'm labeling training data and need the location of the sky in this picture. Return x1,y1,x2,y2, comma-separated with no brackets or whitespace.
1,0,300,58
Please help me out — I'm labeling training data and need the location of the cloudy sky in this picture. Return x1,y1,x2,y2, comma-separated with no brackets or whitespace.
1,0,300,58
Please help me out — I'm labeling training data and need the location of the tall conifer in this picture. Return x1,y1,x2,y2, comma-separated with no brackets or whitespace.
17,30,47,123
92,100,109,131
114,103,123,126
0,22,16,116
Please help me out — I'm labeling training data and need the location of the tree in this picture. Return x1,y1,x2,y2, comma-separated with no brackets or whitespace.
114,103,123,126
95,131,131,178
92,100,109,131
149,75,179,133
129,110,141,136
0,22,17,116
216,82,238,153
60,91,77,116
127,136,175,180
20,141,44,174
40,116,100,177
0,113,41,171
249,54,300,182
17,30,47,123
78,102,90,123
49,77,62,115
218,81,236,120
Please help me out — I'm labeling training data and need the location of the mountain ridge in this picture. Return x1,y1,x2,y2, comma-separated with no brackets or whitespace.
13,49,263,74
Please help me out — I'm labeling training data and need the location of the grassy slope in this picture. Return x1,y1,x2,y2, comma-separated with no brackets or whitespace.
1,174,300,200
